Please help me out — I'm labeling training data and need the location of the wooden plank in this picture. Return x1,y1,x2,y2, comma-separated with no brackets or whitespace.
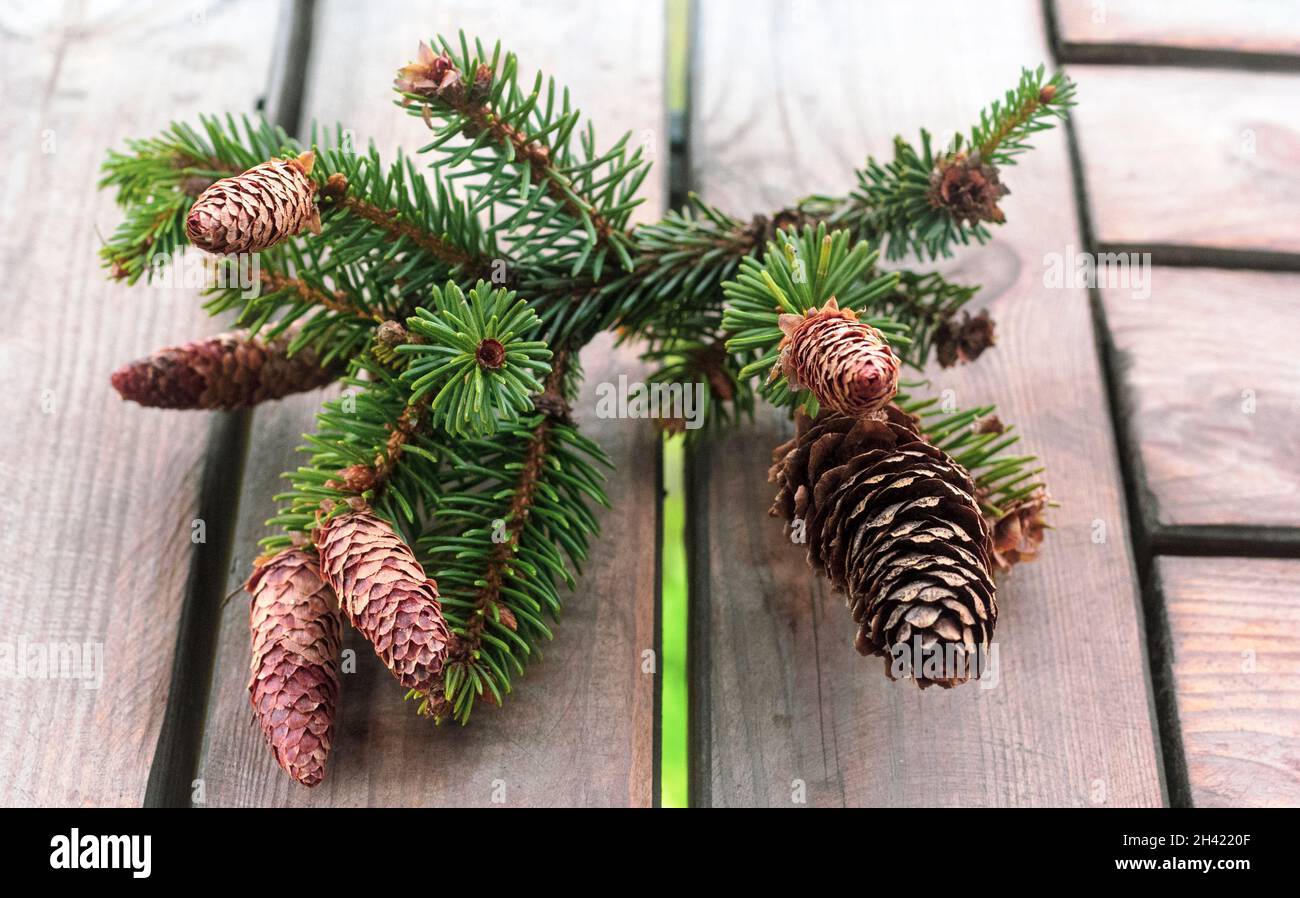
0,0,280,806
1156,556,1300,807
194,0,665,807
1102,268,1300,532
689,0,1164,807
1053,0,1300,62
1070,65,1300,258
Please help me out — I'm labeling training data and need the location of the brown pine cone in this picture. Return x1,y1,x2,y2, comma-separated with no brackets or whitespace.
316,511,451,691
775,298,899,417
928,151,1009,226
110,326,339,410
769,408,996,688
186,152,321,254
247,548,343,787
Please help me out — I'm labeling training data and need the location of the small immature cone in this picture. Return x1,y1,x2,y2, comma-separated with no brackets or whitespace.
989,489,1049,574
934,309,996,368
186,152,320,254
110,327,338,410
775,297,900,417
394,42,462,99
316,511,451,691
929,151,1009,226
247,548,343,787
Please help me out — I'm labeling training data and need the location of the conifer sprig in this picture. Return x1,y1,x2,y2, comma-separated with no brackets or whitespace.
262,354,449,544
893,390,1046,520
98,115,295,282
412,351,612,722
796,65,1076,261
99,116,498,360
395,37,649,280
969,65,1076,165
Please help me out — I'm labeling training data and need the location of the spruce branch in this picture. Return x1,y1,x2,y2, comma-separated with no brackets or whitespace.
322,167,495,279
968,65,1076,166
412,349,612,722
793,66,1075,261
625,66,1072,424
395,37,648,281
100,116,500,364
262,352,450,543
99,115,299,280
96,31,1070,765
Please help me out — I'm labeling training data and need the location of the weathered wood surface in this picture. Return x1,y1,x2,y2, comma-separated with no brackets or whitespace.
1102,268,1300,532
0,0,279,807
688,0,1164,807
1156,557,1300,807
193,0,664,807
1070,65,1300,258
1053,0,1300,61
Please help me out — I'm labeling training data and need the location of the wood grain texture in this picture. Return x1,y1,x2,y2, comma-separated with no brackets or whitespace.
1157,557,1300,807
1070,65,1300,257
1103,268,1300,531
193,0,664,807
689,0,1163,807
1054,0,1300,59
0,0,279,806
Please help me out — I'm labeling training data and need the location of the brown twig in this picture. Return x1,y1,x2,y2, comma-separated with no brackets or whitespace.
401,50,617,245
977,91,1048,161
333,192,495,275
461,348,570,647
258,268,359,316
325,381,432,501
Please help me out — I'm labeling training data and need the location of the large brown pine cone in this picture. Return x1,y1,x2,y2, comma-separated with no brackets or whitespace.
247,548,343,787
186,152,320,254
316,511,451,691
775,298,899,417
769,407,996,688
110,326,338,410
